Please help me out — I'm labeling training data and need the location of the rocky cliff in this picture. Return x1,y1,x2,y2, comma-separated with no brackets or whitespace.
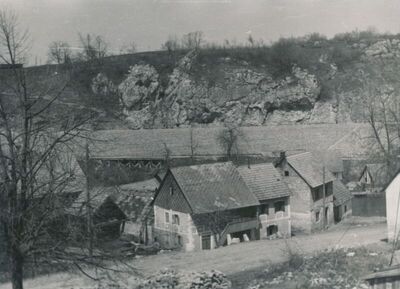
85,33,400,129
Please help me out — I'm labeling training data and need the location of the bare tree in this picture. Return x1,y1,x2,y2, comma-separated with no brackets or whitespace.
77,33,108,61
181,31,204,50
47,41,72,64
161,35,180,53
217,124,242,161
0,9,121,289
360,64,400,184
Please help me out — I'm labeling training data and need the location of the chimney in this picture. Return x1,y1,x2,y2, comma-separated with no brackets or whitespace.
280,151,286,160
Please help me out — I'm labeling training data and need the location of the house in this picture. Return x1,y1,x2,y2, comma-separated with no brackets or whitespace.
384,171,400,241
332,180,352,222
65,186,127,240
153,162,261,251
313,150,344,180
237,163,291,238
359,164,388,193
276,152,336,233
364,266,400,289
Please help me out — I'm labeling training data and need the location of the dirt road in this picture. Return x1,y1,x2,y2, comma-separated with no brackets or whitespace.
134,222,387,275
0,222,387,289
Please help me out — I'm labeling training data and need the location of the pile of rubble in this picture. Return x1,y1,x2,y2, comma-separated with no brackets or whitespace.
90,269,231,289
136,269,231,289
246,248,386,289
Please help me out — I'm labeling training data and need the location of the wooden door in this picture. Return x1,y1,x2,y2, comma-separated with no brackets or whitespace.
202,235,211,250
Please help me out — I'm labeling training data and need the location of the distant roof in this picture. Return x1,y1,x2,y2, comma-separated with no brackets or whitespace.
328,123,391,159
313,150,344,173
360,163,389,186
237,163,290,201
170,162,260,214
87,124,361,160
333,180,353,206
287,152,336,188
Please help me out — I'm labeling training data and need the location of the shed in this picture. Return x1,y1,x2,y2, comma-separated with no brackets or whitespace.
364,266,400,289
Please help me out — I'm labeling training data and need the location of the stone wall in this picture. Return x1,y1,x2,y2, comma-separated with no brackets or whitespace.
153,205,201,251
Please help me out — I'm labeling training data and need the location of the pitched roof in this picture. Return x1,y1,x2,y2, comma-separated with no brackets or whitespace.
312,150,344,173
170,162,260,214
86,124,361,160
287,152,336,188
333,180,353,206
360,163,389,186
237,163,290,201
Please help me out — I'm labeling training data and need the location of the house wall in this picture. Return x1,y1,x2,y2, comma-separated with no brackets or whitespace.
334,199,352,222
258,196,291,238
278,161,334,233
153,205,201,251
386,174,400,241
311,193,334,232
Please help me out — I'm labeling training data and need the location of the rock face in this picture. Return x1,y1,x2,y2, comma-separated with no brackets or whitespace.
113,51,325,129
364,39,400,58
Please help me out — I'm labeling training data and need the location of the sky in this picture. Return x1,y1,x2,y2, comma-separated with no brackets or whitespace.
1,0,400,65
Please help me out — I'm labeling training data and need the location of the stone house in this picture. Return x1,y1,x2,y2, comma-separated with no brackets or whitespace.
153,162,262,251
153,162,293,251
237,163,291,238
276,152,336,233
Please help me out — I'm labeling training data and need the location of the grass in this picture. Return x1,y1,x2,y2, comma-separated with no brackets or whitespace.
230,245,390,289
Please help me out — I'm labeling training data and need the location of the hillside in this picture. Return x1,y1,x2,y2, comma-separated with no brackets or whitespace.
17,32,400,129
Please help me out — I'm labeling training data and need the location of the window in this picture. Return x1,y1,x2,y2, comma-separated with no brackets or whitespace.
169,186,174,196
177,235,182,246
316,211,320,222
284,170,289,176
344,205,347,213
172,214,180,225
165,212,170,223
274,201,285,212
261,204,269,215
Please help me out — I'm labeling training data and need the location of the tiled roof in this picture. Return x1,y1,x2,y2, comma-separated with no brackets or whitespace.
287,152,336,188
333,180,353,206
170,162,260,214
328,123,391,158
237,163,290,201
86,124,360,160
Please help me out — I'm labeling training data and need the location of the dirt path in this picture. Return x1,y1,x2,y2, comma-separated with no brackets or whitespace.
134,222,387,275
0,223,387,289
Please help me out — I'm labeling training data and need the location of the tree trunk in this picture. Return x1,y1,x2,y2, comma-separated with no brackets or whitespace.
10,245,24,289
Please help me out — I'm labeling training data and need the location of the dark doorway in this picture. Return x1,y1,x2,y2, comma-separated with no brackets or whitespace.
267,225,278,236
325,207,329,223
202,235,211,250
334,206,341,223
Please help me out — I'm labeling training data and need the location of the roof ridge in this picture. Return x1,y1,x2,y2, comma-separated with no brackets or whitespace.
328,124,360,151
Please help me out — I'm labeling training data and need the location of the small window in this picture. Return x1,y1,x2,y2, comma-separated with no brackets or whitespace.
284,170,289,176
274,201,285,212
261,204,269,215
316,211,320,222
172,214,180,225
177,235,182,246
169,186,174,196
344,205,347,213
165,212,170,223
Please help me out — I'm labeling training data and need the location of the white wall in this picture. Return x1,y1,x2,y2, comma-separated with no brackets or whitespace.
386,174,400,241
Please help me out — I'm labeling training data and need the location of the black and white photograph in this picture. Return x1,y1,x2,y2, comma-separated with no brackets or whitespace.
0,0,399,288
